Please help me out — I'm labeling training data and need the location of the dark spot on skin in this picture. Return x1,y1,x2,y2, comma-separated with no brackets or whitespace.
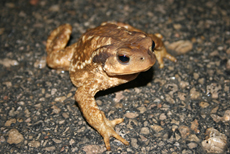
93,51,112,65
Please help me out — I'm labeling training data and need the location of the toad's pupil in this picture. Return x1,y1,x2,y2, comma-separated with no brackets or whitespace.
118,55,130,63
151,41,155,51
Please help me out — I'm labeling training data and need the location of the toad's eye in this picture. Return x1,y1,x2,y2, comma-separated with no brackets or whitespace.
118,54,130,64
151,41,155,51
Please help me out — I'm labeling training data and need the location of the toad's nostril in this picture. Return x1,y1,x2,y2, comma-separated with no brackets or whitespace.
140,57,144,61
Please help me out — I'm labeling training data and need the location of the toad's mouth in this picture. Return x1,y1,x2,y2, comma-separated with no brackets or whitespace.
106,64,153,76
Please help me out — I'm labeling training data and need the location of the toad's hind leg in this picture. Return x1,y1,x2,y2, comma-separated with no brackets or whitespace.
46,24,75,70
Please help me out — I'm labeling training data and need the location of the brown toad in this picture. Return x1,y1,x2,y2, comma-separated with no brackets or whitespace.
46,22,176,150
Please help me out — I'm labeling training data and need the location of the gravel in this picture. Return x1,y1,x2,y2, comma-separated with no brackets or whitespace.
0,0,230,153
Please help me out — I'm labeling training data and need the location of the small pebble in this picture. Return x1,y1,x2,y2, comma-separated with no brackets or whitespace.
28,140,40,148
51,105,61,114
187,142,197,149
82,145,106,154
151,125,163,133
131,138,138,149
140,127,150,135
49,5,60,12
43,146,56,151
7,129,24,144
159,113,167,120
199,102,209,108
0,58,18,67
5,118,16,126
34,56,46,68
167,40,193,55
202,128,227,153
178,125,190,139
125,112,139,119
190,87,200,100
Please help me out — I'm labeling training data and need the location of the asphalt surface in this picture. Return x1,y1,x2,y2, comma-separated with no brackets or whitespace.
0,0,230,153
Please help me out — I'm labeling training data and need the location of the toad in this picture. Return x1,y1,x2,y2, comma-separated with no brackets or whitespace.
46,22,176,150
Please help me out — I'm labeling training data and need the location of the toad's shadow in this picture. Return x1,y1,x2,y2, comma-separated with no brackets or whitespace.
95,67,155,98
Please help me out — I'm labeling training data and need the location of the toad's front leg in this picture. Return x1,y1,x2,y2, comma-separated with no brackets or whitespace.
75,86,129,150
148,33,177,68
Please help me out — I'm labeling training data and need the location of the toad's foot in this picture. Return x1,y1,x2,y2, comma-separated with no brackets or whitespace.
155,47,177,68
99,111,129,150
148,33,177,68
